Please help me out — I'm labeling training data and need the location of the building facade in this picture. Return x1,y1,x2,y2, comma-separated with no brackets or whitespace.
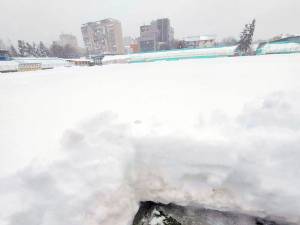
81,18,124,55
124,37,140,54
139,18,174,52
139,23,159,52
156,18,174,50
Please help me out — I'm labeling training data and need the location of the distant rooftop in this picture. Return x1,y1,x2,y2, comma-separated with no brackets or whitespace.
82,18,120,26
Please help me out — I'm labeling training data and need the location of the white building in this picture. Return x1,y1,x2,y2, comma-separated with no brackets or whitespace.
81,18,124,55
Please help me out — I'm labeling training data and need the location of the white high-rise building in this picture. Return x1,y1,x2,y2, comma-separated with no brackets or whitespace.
81,18,124,55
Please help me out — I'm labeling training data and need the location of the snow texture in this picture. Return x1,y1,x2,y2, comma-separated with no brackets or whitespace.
0,61,18,72
0,54,300,225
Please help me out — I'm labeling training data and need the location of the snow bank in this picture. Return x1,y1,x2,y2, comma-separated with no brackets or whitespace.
0,54,300,225
0,61,18,72
103,46,236,64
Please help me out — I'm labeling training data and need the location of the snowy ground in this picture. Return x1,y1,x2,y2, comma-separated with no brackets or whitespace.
0,54,300,225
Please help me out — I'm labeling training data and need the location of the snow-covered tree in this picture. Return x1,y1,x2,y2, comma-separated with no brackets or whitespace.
32,42,39,57
235,19,256,56
35,44,42,57
38,42,50,57
25,42,34,57
17,40,51,57
18,40,26,57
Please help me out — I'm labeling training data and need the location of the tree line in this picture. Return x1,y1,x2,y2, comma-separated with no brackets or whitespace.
4,40,82,58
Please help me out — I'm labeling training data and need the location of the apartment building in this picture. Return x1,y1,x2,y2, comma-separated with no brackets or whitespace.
139,18,174,52
81,18,124,55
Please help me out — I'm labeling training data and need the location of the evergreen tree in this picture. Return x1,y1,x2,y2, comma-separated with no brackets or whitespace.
235,19,256,56
35,43,42,57
38,41,50,57
18,40,26,57
25,42,34,57
32,42,39,57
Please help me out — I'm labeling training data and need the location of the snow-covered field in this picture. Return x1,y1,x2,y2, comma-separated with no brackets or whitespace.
0,54,300,225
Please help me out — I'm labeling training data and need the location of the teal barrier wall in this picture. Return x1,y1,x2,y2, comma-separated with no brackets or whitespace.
256,39,300,55
129,54,228,63
105,40,300,64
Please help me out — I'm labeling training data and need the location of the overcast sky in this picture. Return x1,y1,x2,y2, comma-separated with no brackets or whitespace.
1,0,299,46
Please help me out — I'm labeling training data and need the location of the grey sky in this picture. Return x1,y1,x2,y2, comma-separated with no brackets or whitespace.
1,0,299,46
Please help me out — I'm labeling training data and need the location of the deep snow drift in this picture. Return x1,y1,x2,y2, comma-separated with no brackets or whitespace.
0,54,300,225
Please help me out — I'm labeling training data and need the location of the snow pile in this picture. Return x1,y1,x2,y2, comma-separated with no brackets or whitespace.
0,61,18,72
0,55,300,225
